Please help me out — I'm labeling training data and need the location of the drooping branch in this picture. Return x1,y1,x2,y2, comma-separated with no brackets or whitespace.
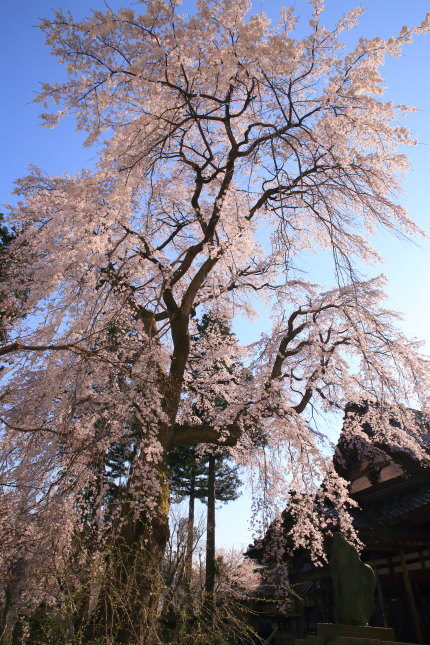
0,340,92,358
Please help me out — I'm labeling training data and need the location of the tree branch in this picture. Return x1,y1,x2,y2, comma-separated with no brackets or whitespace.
172,423,240,447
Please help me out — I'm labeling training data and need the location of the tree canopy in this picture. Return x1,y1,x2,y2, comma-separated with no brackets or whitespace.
1,0,430,641
168,446,241,505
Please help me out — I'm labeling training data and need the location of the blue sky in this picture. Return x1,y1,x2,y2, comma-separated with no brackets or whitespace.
1,0,430,549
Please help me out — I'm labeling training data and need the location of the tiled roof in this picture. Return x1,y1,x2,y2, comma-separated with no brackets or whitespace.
356,482,430,526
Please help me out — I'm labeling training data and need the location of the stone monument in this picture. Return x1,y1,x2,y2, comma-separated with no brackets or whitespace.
331,533,375,626
294,533,417,645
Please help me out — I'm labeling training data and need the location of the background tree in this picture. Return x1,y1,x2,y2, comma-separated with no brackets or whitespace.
1,1,430,642
161,512,260,645
0,216,28,347
169,314,242,608
160,506,205,623
168,445,241,596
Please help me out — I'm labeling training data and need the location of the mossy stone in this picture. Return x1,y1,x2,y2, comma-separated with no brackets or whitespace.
330,533,376,626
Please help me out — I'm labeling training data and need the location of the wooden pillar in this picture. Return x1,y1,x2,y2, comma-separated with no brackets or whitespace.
399,546,423,644
418,547,426,571
374,568,388,628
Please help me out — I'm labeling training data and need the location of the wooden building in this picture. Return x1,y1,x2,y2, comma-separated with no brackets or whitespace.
247,404,430,644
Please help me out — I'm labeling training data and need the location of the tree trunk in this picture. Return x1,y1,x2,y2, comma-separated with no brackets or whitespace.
0,585,12,644
185,472,195,593
204,455,216,616
85,461,170,645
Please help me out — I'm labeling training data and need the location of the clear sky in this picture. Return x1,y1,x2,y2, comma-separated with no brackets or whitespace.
1,0,430,550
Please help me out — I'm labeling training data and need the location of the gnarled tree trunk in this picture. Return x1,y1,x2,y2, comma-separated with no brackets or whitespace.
85,457,170,645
